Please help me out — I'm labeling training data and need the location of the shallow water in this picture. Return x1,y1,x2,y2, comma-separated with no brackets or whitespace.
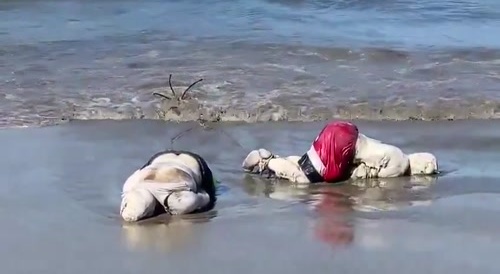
1,119,500,273
1,0,500,127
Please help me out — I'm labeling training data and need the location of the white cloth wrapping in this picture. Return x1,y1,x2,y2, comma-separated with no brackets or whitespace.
352,134,438,178
351,133,410,179
120,155,211,222
241,135,439,184
267,157,310,183
241,148,310,183
407,152,438,175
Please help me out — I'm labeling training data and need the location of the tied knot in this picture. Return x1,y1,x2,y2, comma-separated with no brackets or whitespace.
258,153,275,174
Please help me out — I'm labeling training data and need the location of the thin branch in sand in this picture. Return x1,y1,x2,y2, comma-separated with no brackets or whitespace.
169,120,248,154
217,127,246,150
170,126,196,149
168,74,177,97
181,78,203,100
151,74,203,102
196,114,246,150
153,92,172,100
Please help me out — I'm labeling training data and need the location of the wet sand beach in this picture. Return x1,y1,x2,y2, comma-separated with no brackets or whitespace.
1,119,500,274
2,0,500,273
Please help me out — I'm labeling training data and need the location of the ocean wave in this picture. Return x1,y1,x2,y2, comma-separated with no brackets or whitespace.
2,33,500,129
66,97,500,122
2,95,500,129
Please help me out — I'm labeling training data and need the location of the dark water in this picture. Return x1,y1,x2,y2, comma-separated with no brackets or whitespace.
1,0,500,127
1,119,500,273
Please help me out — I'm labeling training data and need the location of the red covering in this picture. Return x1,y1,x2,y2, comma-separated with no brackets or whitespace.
312,121,359,182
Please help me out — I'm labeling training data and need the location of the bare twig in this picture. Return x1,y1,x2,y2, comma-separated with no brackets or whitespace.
181,78,203,100
158,78,247,153
217,127,246,150
196,115,246,150
170,126,197,149
152,74,203,102
168,111,247,153
153,92,171,100
168,74,176,97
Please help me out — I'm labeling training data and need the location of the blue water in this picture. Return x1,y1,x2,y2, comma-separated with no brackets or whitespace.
2,0,500,49
1,0,500,126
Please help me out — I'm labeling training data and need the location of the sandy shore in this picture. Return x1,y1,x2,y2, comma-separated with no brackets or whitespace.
1,119,500,274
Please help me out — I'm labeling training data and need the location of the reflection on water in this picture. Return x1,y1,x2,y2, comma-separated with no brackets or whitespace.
349,176,438,212
308,187,355,248
120,212,216,252
241,174,438,248
242,174,438,211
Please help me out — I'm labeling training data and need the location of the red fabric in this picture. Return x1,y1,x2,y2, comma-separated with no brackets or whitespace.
313,188,354,247
312,121,359,182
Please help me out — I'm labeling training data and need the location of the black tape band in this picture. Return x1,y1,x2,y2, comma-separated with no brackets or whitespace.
298,153,324,183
